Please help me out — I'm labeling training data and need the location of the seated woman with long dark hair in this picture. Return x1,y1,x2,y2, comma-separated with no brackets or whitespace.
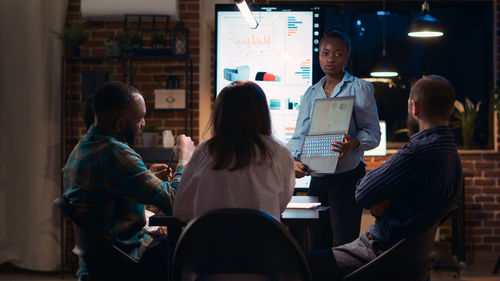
173,80,295,221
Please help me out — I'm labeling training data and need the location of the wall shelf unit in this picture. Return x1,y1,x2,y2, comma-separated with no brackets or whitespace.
59,31,193,273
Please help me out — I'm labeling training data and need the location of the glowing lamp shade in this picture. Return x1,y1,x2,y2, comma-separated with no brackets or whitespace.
372,0,398,79
408,0,443,38
371,71,398,77
370,58,398,78
408,13,443,37
235,0,258,29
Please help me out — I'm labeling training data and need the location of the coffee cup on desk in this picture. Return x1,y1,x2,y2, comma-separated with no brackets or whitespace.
163,130,175,148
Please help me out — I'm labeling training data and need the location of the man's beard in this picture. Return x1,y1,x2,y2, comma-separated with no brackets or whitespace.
119,124,137,146
406,114,420,137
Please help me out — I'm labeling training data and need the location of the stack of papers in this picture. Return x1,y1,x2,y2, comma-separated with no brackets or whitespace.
286,202,321,209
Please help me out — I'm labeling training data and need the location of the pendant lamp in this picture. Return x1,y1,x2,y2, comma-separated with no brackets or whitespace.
370,56,398,77
408,0,443,38
371,0,398,78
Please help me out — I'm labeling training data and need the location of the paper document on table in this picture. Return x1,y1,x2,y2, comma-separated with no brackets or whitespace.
286,202,321,209
144,209,160,233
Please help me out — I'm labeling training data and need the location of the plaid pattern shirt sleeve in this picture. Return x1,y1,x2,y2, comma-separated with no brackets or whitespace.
63,126,184,260
107,143,182,214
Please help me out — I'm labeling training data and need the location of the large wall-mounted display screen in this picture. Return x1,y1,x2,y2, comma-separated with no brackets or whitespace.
215,5,321,188
215,5,321,143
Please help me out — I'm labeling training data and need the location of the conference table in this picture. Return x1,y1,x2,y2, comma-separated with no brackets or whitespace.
149,196,322,252
282,196,322,251
282,195,320,223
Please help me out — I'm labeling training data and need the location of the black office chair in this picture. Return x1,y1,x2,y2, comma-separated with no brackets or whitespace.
493,256,500,274
342,204,458,281
171,208,312,281
54,196,170,281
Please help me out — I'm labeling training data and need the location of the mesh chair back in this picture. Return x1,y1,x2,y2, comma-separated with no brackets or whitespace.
54,196,147,281
343,204,458,281
171,208,311,281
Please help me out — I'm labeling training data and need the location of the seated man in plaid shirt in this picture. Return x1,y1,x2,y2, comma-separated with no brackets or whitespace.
63,81,195,280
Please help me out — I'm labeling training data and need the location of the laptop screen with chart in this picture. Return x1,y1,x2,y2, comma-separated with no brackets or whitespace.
300,96,355,174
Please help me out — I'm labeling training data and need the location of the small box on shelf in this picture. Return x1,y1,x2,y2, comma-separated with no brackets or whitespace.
154,89,186,110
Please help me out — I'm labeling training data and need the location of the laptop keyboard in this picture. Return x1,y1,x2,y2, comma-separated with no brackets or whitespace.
302,136,343,157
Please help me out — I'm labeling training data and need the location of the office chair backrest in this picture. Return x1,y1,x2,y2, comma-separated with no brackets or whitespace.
54,196,145,281
171,208,311,281
342,204,458,281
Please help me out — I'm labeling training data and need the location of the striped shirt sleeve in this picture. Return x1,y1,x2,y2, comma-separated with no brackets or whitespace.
355,148,417,208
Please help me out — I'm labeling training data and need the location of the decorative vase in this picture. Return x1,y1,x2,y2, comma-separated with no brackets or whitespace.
106,39,119,57
459,112,477,149
173,21,188,56
461,122,475,149
142,132,158,148
162,130,175,148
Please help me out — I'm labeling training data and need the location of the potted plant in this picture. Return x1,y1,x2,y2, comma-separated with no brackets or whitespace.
141,125,158,148
152,31,168,49
106,34,126,57
53,21,89,56
105,34,132,80
128,30,143,49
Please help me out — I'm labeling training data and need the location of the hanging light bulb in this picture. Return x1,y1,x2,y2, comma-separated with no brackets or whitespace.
235,0,258,29
370,56,398,77
408,0,443,38
371,0,398,78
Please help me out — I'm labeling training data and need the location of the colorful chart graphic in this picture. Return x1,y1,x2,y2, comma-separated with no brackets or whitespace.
287,16,303,36
235,34,272,46
295,59,311,80
255,72,281,82
270,99,281,110
217,9,313,146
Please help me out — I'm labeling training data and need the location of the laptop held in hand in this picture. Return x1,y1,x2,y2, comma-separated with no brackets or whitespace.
299,96,355,174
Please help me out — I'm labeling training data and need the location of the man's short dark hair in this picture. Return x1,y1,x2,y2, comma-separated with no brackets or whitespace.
93,81,140,120
410,75,455,121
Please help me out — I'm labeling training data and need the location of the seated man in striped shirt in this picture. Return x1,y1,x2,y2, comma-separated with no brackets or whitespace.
63,81,195,280
307,75,463,280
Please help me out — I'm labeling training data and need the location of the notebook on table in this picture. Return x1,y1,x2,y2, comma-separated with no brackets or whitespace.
299,96,355,174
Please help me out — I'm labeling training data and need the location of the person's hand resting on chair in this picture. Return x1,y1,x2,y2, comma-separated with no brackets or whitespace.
370,199,391,219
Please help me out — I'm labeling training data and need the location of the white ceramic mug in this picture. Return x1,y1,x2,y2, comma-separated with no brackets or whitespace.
162,130,175,148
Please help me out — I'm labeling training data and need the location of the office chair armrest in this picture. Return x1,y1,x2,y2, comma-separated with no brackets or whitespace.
111,244,140,263
71,246,135,265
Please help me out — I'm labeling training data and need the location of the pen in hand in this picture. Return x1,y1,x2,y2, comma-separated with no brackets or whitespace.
167,151,175,174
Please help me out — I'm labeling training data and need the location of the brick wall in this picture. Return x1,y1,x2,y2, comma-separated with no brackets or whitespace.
62,0,500,254
63,0,200,156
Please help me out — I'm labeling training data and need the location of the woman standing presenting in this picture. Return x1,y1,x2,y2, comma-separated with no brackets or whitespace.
287,28,381,248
